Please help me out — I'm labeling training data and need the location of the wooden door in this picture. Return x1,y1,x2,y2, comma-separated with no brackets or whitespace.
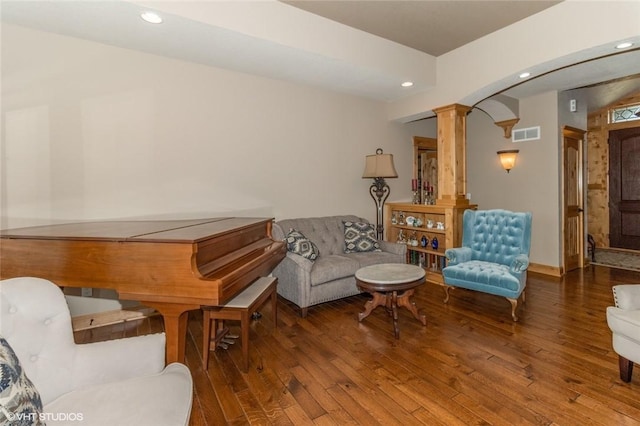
609,127,640,249
563,127,585,272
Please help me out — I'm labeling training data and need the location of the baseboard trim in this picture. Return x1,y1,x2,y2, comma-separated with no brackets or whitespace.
529,263,563,277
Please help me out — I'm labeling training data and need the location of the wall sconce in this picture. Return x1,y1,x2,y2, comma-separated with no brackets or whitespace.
497,149,519,173
362,148,398,239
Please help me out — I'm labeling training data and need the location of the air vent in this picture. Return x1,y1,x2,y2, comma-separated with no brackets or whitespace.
512,126,540,142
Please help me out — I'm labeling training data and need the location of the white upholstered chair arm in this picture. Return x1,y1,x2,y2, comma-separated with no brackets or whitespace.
613,285,640,310
71,333,166,389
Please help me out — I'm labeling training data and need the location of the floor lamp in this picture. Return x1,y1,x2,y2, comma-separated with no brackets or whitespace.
362,148,398,240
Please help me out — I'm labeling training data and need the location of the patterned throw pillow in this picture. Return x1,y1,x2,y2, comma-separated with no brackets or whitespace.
0,337,44,425
285,229,320,261
343,221,381,253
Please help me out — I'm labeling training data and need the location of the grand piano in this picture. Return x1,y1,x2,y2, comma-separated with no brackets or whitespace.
0,217,286,363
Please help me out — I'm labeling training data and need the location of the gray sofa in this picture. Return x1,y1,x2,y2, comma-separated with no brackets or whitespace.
272,215,406,317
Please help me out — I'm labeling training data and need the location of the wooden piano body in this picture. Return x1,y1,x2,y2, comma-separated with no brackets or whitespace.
0,217,286,363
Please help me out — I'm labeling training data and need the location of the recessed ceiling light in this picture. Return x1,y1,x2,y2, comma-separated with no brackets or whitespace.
616,42,633,49
519,72,531,79
141,11,163,24
401,81,414,88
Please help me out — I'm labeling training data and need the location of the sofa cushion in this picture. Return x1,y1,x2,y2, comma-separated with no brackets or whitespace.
310,255,359,286
343,221,381,253
285,229,319,261
344,251,404,268
0,337,44,425
442,260,521,293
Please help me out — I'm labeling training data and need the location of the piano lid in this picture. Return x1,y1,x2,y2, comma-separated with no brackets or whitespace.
0,217,273,243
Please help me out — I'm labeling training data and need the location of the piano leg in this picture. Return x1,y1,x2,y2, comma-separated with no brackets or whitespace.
143,301,200,364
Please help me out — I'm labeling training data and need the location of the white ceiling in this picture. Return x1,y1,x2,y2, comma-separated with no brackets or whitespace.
2,0,640,112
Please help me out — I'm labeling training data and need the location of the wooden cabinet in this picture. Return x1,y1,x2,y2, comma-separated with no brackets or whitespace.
384,202,476,285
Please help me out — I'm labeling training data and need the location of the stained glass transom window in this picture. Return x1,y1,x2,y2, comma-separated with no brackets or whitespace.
610,103,640,123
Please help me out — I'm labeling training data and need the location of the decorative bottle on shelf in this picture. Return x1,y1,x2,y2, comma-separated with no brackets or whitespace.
420,235,428,247
431,236,439,250
423,181,429,205
423,182,435,205
412,190,420,205
412,179,420,204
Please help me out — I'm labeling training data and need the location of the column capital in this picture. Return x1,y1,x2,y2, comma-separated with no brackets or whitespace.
433,103,472,115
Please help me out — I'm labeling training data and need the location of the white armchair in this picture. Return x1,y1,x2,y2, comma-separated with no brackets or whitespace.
606,284,640,382
0,277,193,425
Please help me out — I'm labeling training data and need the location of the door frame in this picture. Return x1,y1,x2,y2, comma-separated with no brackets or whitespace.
562,126,586,272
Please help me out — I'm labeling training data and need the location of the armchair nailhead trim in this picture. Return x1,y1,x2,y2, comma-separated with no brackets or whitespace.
613,286,620,308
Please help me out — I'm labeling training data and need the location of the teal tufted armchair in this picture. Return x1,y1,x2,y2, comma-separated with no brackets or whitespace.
442,209,532,321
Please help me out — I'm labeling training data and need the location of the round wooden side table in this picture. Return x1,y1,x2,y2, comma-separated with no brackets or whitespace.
355,263,427,338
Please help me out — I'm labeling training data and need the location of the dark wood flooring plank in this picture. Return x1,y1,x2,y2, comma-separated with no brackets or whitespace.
289,365,357,425
74,265,640,426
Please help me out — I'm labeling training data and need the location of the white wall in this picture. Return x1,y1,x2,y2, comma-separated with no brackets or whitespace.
467,91,561,267
1,24,434,229
557,89,588,132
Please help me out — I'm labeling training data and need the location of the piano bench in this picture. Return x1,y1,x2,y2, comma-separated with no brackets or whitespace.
202,276,278,372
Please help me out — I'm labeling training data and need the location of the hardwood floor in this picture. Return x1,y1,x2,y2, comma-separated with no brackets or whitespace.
75,265,640,425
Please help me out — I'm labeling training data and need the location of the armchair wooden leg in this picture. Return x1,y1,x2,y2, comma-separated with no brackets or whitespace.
507,297,519,322
300,307,308,318
444,286,453,304
619,355,634,382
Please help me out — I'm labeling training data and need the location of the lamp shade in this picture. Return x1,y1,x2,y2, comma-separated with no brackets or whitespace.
497,149,519,173
362,149,398,178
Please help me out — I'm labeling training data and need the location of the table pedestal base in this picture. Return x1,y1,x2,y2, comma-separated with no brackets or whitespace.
358,289,426,339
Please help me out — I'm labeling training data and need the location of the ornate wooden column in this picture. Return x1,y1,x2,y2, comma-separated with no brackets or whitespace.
433,103,472,207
